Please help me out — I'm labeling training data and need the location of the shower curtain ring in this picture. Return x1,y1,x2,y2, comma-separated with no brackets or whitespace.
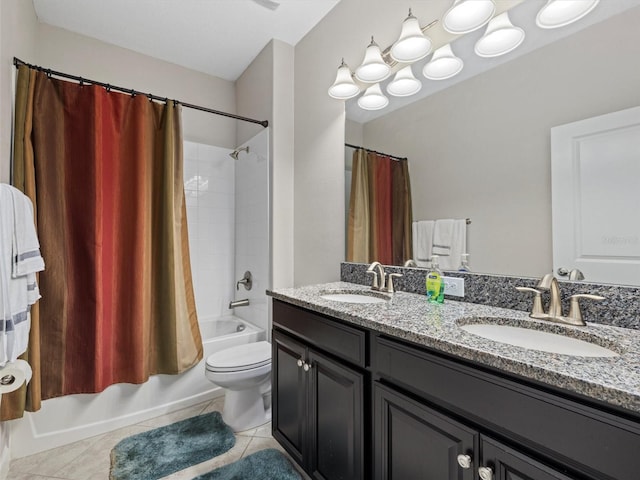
106,84,111,92
130,89,136,98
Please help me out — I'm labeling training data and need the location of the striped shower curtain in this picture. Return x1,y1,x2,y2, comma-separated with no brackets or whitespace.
347,149,413,266
1,66,202,420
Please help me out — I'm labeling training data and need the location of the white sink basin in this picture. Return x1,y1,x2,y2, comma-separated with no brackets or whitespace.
459,323,619,357
320,293,388,304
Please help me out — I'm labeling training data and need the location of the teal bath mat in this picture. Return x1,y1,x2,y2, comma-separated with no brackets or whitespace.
110,411,235,480
192,448,301,480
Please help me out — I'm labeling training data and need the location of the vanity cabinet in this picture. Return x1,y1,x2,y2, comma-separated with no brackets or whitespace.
374,381,574,480
374,334,640,480
479,436,574,480
272,301,366,480
271,298,640,480
374,382,477,479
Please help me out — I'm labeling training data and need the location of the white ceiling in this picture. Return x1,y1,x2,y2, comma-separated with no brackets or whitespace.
32,0,342,81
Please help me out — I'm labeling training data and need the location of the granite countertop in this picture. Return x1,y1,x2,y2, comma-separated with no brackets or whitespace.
268,281,640,415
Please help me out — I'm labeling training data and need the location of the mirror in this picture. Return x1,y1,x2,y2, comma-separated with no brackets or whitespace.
344,4,640,285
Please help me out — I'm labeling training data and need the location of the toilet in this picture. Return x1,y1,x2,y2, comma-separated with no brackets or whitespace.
205,341,272,432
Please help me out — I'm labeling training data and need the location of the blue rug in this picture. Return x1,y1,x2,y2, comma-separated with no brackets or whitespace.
110,411,235,480
192,448,302,480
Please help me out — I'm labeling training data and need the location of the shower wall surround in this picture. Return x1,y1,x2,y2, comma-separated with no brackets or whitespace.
341,262,640,330
184,141,236,318
233,129,270,334
184,130,270,334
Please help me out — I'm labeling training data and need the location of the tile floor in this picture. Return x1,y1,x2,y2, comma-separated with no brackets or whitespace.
8,396,310,480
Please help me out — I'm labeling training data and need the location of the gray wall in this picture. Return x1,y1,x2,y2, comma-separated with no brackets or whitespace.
236,39,295,289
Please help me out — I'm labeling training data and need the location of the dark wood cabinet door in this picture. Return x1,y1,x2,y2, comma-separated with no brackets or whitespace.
308,349,365,480
272,330,308,467
480,436,574,480
374,382,477,480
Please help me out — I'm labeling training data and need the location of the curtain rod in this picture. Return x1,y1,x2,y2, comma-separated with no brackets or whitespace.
345,143,407,161
13,57,269,128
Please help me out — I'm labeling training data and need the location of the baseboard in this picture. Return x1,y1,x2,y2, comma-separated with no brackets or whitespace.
10,386,223,458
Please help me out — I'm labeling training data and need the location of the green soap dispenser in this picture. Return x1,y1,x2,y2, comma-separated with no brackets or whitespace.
426,255,445,304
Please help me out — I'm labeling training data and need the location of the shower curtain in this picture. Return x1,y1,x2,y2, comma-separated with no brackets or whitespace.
1,66,202,420
347,149,413,265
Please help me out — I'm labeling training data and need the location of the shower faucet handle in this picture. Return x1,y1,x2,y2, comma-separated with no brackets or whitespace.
236,271,253,291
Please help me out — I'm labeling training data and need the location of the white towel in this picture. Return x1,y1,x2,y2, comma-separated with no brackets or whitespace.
437,219,467,271
10,188,45,278
412,220,434,262
0,184,45,366
432,219,454,256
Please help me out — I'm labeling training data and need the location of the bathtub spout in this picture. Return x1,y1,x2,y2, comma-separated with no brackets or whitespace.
229,299,250,309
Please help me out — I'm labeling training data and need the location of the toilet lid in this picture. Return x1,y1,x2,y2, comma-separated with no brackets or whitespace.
206,341,271,372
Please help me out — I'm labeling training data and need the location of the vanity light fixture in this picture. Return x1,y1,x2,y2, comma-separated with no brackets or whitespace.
387,65,422,97
330,1,600,111
328,59,360,100
474,12,525,58
442,0,496,34
536,0,600,29
355,37,391,83
390,9,432,63
357,83,389,110
423,44,464,80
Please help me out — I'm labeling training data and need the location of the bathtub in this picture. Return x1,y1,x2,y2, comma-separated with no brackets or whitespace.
9,316,265,458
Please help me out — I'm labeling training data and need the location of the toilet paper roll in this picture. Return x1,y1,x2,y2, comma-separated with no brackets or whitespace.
0,360,32,394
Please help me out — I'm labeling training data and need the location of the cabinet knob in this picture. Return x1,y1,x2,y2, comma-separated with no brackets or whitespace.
297,359,304,368
456,454,472,469
478,466,494,480
303,362,311,372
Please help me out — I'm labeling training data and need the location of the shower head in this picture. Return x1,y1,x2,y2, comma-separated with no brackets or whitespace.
229,146,249,160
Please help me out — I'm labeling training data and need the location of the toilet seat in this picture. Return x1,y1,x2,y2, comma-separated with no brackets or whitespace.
206,341,271,373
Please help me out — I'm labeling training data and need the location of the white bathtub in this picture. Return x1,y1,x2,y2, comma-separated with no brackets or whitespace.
9,315,264,458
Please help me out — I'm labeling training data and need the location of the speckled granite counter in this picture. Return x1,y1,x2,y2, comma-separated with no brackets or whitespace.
268,282,640,415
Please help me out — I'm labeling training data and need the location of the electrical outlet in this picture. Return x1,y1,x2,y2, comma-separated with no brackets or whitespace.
442,276,465,297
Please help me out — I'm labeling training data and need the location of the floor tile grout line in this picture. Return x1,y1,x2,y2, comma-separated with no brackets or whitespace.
239,436,253,458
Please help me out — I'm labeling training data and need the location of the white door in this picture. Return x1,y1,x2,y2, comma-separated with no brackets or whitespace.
551,106,640,286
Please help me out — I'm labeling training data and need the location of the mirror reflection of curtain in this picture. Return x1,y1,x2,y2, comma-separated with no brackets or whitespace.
347,149,412,265
1,65,202,420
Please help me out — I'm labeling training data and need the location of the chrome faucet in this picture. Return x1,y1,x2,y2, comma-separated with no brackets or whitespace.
517,273,604,326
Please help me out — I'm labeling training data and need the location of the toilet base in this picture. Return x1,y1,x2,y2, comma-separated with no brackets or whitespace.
222,386,271,432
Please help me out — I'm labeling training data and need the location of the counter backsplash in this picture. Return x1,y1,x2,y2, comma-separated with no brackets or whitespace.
340,262,640,330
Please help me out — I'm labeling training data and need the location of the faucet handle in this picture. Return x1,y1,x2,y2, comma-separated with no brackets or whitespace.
567,294,605,325
516,287,544,317
386,273,403,293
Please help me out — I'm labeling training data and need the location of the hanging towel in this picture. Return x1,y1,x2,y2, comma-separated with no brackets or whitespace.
436,219,467,271
10,187,45,278
432,219,454,256
0,184,45,367
412,220,434,264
